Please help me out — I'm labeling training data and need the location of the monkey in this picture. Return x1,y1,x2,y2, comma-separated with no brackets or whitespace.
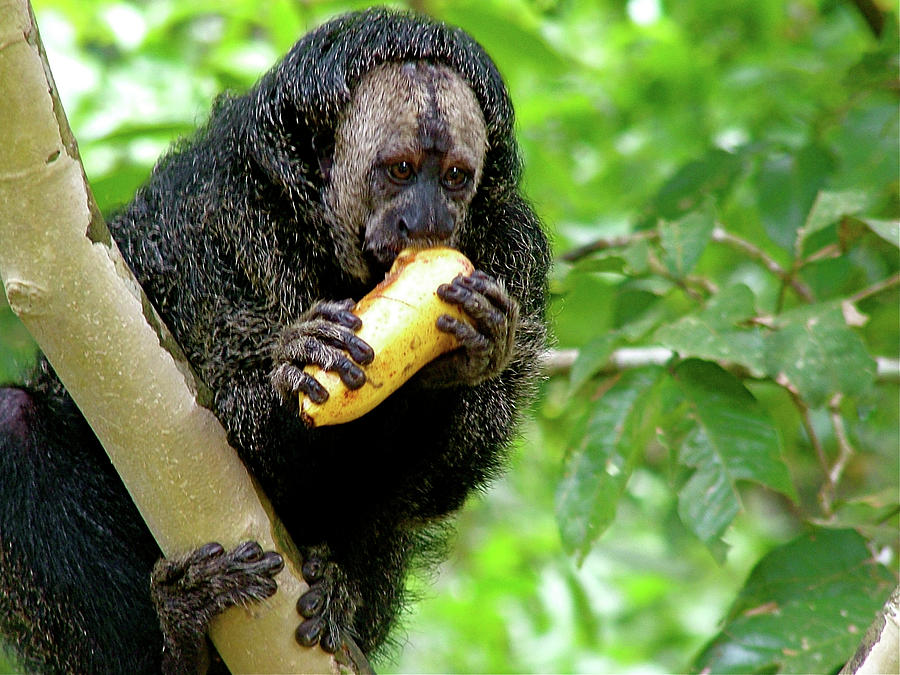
0,8,550,673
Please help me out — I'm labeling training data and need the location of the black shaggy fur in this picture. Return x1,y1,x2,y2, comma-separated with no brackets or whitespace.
0,8,549,673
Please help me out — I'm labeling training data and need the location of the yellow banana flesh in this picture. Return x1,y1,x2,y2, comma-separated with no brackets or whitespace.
299,247,474,427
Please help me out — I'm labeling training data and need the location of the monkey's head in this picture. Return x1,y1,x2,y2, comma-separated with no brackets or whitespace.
324,62,487,277
245,9,530,285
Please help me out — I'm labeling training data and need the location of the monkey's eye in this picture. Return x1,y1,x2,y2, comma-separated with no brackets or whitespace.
387,161,415,183
442,166,470,190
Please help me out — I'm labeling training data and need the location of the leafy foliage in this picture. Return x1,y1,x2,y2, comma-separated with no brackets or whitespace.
1,0,897,673
694,527,896,674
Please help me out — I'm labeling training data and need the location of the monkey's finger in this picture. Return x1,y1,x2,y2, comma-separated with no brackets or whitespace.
307,298,362,331
437,280,505,341
297,586,326,618
296,617,325,647
279,323,375,368
305,332,374,367
330,355,367,389
151,542,225,585
298,340,369,390
320,628,342,654
307,323,375,366
231,541,266,562
238,555,285,584
272,362,329,404
436,314,490,357
457,271,515,315
230,544,285,583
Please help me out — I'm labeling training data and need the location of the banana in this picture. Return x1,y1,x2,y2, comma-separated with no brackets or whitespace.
299,247,474,427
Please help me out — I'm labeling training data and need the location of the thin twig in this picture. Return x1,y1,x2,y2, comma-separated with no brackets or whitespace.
781,380,835,514
800,242,843,266
850,272,900,304
876,357,900,383
558,230,659,263
711,225,815,302
645,250,717,300
540,346,674,377
822,393,855,514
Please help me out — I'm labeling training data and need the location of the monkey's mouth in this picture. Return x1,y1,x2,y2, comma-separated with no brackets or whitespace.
365,237,457,277
363,247,394,278
364,236,445,274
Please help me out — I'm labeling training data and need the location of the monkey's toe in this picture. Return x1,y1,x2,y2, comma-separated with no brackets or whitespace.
295,549,352,654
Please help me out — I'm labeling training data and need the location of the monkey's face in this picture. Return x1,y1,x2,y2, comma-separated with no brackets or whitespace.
324,62,488,283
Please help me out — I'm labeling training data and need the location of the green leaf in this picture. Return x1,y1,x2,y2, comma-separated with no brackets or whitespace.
764,307,876,407
621,238,653,275
796,189,869,254
861,218,900,248
91,164,154,214
659,205,716,278
567,332,621,395
647,149,746,222
556,368,665,562
653,285,766,375
757,144,835,252
700,283,758,326
692,527,896,674
669,361,796,558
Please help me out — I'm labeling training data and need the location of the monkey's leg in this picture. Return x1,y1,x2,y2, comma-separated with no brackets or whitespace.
0,384,164,673
151,540,284,673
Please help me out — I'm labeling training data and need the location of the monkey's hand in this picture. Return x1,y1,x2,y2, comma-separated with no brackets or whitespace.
270,299,375,406
422,270,519,387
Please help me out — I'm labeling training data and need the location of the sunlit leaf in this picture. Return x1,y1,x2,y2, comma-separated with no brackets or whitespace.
796,189,869,253
861,218,900,248
653,285,765,375
764,307,876,407
659,205,715,278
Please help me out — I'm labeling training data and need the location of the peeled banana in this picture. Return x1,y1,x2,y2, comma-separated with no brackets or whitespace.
299,247,474,427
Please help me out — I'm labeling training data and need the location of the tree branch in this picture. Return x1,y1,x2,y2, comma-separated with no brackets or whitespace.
0,2,349,672
558,230,659,263
543,349,899,383
821,393,855,513
711,225,815,302
850,272,900,304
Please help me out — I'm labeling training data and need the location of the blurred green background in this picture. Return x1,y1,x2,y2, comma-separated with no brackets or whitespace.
1,0,897,673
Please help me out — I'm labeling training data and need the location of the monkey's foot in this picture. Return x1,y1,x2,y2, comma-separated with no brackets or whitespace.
152,541,284,616
295,547,356,654
152,541,283,672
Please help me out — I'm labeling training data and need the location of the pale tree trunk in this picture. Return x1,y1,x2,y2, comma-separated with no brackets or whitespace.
840,586,900,675
0,1,354,672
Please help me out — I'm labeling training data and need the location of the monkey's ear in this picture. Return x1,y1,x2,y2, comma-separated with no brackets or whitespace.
318,156,333,184
313,134,335,184
248,126,299,187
